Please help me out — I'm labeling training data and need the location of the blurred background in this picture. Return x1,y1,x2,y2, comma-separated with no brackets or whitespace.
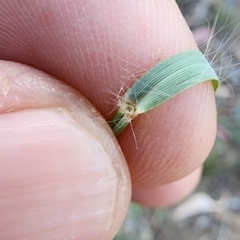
115,0,240,239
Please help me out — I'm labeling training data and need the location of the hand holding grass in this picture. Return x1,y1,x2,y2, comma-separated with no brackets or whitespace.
0,0,218,239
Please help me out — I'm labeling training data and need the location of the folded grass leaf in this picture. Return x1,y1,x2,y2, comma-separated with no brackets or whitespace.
110,50,220,136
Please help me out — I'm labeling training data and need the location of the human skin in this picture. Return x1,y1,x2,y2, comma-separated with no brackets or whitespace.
0,0,217,239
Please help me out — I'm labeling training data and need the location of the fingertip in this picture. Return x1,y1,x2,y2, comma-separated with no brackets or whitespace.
0,61,131,239
119,81,217,187
132,167,202,208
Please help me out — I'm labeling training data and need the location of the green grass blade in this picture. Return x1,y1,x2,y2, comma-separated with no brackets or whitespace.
126,50,219,113
110,50,220,136
109,110,130,136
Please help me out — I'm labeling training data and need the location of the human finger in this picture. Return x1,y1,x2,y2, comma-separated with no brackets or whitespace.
0,61,131,239
0,0,217,189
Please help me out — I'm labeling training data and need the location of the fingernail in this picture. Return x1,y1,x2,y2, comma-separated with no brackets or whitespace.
0,108,130,239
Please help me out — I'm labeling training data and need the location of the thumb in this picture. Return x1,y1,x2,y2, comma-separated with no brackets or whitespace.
0,61,131,239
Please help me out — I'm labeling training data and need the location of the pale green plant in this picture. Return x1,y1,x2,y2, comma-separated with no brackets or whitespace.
110,50,220,135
